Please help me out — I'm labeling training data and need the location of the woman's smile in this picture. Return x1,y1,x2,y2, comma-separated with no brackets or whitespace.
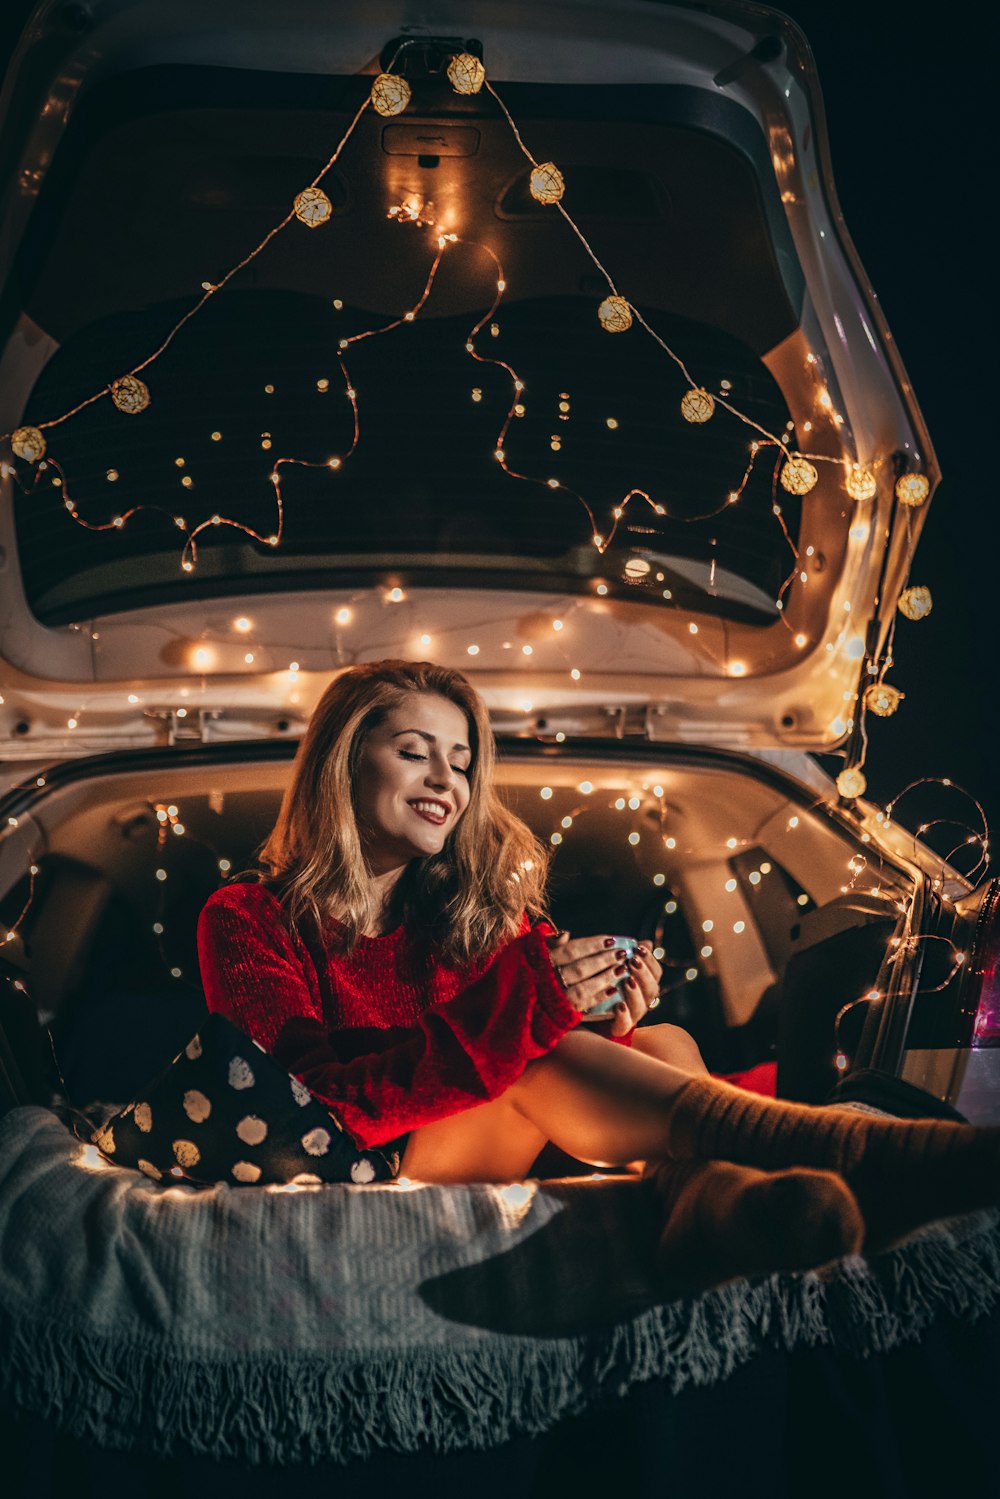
408,798,452,825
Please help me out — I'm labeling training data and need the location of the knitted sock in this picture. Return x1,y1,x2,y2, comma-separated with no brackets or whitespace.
647,1158,863,1293
664,1076,1000,1247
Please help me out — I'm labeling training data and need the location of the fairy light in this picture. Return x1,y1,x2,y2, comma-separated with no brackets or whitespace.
4,50,889,591
293,186,332,227
899,585,933,620
529,162,565,204
895,472,929,507
370,73,411,116
845,463,877,501
597,295,633,333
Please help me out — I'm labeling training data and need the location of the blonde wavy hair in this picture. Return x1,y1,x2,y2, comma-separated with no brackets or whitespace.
258,659,550,966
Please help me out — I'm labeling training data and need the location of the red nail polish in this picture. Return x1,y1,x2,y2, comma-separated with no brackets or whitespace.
603,937,615,947
614,964,626,975
605,985,618,996
626,975,638,989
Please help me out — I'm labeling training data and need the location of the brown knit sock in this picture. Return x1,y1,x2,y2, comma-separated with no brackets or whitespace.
647,1158,864,1293
665,1077,1000,1247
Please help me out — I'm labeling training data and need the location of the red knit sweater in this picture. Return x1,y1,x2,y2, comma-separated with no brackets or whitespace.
196,882,589,1149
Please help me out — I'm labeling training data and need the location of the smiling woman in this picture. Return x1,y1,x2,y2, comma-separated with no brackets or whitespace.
194,658,1000,1277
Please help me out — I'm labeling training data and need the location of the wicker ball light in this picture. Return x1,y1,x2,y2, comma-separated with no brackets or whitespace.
447,53,485,94
780,456,819,496
895,472,929,507
863,682,903,717
293,187,332,228
529,162,565,204
680,387,715,424
10,425,46,462
845,464,878,501
110,375,151,414
371,73,411,117
898,585,933,621
598,295,632,333
836,767,867,800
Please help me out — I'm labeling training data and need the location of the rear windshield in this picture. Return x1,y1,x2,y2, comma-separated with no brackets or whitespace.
10,72,800,624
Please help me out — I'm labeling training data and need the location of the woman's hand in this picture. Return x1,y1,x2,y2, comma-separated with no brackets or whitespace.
545,933,663,1036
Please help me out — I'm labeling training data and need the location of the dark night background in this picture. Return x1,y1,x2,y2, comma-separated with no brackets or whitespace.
1,3,993,865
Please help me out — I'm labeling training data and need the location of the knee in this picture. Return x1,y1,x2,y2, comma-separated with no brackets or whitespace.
634,1022,707,1073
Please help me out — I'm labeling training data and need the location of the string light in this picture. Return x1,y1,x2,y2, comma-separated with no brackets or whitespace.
898,585,933,620
1,48,896,591
895,472,929,507
863,682,903,717
447,52,486,94
837,767,867,799
680,387,715,424
845,463,877,501
110,375,151,414
780,456,818,495
597,295,633,333
529,162,565,204
370,73,411,116
293,186,333,227
11,425,45,462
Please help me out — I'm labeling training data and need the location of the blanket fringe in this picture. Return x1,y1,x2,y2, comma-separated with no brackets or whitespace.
2,1208,997,1464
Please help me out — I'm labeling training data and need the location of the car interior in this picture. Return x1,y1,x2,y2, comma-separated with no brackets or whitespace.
0,743,908,1132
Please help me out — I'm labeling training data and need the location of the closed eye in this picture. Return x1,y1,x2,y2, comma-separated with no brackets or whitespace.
400,749,469,775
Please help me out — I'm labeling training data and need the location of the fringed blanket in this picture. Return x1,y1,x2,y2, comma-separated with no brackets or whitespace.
1,1105,998,1464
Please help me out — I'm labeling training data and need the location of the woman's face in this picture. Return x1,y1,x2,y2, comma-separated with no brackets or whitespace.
354,692,474,873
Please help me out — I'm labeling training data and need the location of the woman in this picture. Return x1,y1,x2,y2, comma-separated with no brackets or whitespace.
198,660,1000,1290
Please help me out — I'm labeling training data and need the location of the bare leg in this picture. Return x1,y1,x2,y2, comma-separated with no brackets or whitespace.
403,1031,699,1182
402,1028,698,1183
402,1030,1000,1245
402,1090,549,1183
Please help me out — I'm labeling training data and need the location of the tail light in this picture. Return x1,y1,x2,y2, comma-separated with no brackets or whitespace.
963,879,1000,1047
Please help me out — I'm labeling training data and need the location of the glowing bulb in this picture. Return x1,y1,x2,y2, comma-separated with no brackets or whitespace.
898,585,932,620
836,766,867,799
335,607,351,624
529,162,565,204
680,387,715,424
233,617,252,633
387,587,405,602
780,457,819,495
845,464,877,501
597,295,632,333
895,473,929,507
467,644,480,655
293,186,332,228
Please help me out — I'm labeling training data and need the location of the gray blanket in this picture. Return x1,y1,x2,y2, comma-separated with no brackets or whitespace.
1,1105,998,1463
